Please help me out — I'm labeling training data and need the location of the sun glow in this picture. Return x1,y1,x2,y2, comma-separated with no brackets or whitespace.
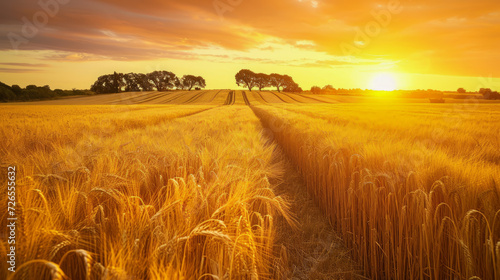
369,73,397,91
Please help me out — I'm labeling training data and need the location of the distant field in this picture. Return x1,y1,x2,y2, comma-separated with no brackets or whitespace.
14,90,500,106
16,90,332,105
1,91,498,280
9,90,430,105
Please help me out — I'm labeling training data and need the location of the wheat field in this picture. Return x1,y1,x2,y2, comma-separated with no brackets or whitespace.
1,90,499,280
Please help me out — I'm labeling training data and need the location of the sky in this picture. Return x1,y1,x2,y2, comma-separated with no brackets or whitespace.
1,0,500,91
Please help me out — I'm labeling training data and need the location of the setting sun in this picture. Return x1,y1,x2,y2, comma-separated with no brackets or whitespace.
370,73,397,91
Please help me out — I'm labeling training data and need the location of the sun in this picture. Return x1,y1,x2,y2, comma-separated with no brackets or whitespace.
369,73,397,91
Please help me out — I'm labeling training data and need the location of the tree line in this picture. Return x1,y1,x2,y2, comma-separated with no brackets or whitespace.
90,71,206,94
479,88,500,100
0,81,91,102
235,69,302,92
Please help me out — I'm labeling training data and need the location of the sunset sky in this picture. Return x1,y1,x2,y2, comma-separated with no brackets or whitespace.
1,0,499,91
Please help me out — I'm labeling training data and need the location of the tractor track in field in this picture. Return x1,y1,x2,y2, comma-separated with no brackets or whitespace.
271,154,364,280
268,91,290,103
256,91,273,103
281,92,308,103
158,91,191,104
104,91,157,105
295,94,336,104
224,90,235,105
209,90,223,103
182,90,207,104
242,91,251,105
135,91,177,104
247,105,364,279
23,89,332,106
273,91,333,104
250,91,267,104
229,91,235,105
108,91,163,105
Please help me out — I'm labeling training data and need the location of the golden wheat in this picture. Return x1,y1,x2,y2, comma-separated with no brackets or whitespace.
1,105,293,279
252,102,499,280
2,96,498,279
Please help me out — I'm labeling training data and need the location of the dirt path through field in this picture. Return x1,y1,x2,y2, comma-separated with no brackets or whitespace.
259,125,364,279
270,149,363,280
224,90,235,105
242,91,251,105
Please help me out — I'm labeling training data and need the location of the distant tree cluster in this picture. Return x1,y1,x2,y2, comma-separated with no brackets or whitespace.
0,81,90,102
310,85,374,95
176,75,206,91
403,89,443,98
90,71,206,94
479,88,500,100
310,85,337,94
235,70,302,92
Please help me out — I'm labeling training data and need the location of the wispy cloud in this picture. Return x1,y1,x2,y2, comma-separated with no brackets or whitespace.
0,67,43,73
0,62,49,67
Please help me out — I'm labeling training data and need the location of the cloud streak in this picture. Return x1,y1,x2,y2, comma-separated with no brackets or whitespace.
0,67,43,73
0,62,49,67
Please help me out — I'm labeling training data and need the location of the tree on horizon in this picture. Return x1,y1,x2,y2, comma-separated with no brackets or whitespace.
269,73,289,92
181,75,206,90
254,73,270,91
148,71,177,91
235,69,258,91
